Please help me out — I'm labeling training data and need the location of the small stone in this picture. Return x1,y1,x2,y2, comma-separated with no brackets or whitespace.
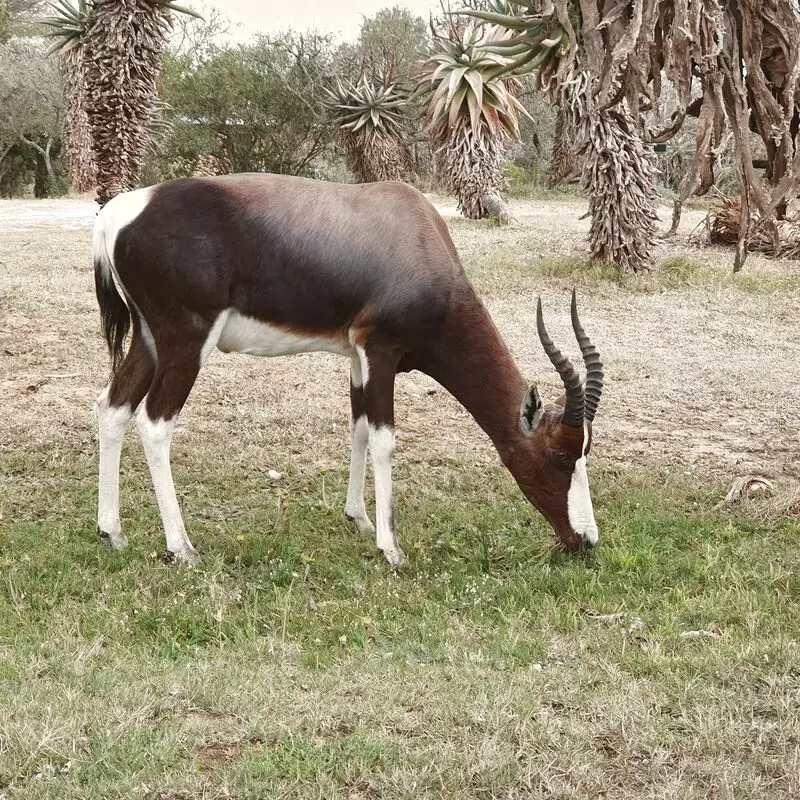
268,469,282,480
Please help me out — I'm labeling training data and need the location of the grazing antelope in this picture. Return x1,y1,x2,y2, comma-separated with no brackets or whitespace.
93,174,604,566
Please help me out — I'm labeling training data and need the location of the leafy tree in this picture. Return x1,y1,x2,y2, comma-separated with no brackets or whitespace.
157,34,335,178
168,0,229,60
357,5,429,86
0,37,65,196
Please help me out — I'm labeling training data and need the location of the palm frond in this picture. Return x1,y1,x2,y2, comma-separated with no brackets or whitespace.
41,0,91,54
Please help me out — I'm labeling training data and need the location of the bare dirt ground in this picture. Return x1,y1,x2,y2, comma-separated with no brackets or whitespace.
1,192,799,490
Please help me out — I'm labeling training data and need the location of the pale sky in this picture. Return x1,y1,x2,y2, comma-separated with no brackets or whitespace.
190,0,442,43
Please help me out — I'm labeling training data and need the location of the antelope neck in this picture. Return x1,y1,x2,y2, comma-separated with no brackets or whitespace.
422,297,529,462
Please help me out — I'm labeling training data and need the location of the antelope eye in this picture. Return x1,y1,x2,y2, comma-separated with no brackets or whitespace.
552,450,571,464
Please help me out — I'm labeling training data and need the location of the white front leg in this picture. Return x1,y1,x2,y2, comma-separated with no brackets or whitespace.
135,412,199,564
96,386,132,548
368,425,404,567
345,415,374,535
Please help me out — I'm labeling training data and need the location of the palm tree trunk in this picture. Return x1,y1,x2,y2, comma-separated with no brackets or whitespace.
580,107,658,274
341,130,414,183
440,120,511,221
547,105,581,188
60,48,96,193
84,0,172,206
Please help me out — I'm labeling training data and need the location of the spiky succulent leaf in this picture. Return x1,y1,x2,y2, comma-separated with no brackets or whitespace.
418,22,529,140
158,1,203,19
458,1,577,81
41,0,90,54
419,20,525,220
325,74,414,183
324,75,410,139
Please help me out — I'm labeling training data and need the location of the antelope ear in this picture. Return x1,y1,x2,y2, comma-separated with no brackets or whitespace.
520,384,544,437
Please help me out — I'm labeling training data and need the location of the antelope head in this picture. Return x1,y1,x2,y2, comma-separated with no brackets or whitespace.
510,291,605,550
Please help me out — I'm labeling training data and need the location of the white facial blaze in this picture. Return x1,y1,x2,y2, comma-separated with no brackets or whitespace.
567,422,598,546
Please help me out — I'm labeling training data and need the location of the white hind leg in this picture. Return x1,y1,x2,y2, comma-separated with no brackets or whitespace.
96,329,154,549
96,387,132,549
345,352,375,535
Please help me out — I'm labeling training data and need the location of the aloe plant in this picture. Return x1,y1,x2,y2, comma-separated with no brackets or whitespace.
325,74,414,183
417,18,529,219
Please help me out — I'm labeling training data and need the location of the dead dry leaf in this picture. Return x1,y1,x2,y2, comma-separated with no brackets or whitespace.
681,622,723,639
585,610,625,625
716,475,774,508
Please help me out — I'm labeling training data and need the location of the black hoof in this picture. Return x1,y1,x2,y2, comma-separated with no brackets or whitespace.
161,550,176,564
97,527,112,545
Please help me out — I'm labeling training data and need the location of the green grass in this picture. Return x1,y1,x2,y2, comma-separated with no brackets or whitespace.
1,444,799,798
469,248,800,296
503,164,585,201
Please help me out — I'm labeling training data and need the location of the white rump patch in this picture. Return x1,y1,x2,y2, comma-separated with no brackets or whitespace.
93,187,156,360
567,423,598,546
92,187,153,277
216,310,353,358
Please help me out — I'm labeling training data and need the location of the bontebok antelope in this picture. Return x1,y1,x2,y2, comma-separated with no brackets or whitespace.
93,174,604,566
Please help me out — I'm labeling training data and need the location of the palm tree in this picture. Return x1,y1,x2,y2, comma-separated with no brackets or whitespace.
417,18,528,221
463,1,658,272
85,0,204,205
46,0,200,206
547,104,580,188
465,1,800,272
41,0,95,192
325,74,414,183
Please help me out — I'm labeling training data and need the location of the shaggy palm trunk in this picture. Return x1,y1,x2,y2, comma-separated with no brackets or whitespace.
554,73,657,274
580,107,658,274
84,0,171,206
547,104,580,188
341,130,413,183
439,119,510,221
60,48,96,193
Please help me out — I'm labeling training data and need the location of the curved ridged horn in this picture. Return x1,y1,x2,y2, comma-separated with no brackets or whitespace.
536,297,584,428
570,289,604,422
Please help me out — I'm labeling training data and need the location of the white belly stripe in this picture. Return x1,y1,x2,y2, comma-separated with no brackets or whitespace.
215,310,354,358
